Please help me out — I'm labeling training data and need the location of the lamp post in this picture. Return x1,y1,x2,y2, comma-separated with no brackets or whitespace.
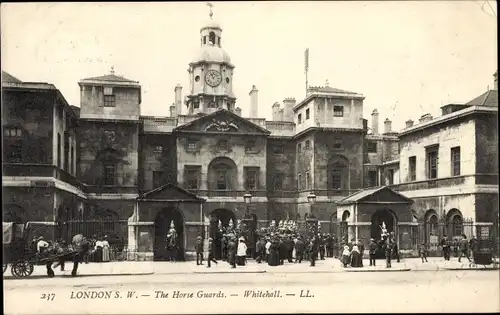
243,193,252,217
306,192,318,239
243,193,254,257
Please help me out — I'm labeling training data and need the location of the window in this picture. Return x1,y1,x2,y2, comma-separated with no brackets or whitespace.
203,37,207,44
216,168,228,190
218,139,229,151
273,145,284,154
5,127,22,137
8,144,22,163
153,171,163,188
368,171,378,187
187,140,198,151
331,170,342,189
305,108,310,120
367,141,377,153
333,138,343,150
297,114,302,124
57,133,61,167
409,156,416,181
333,105,344,117
186,167,201,190
297,173,302,190
305,171,310,190
209,31,216,44
208,102,217,109
245,167,259,190
273,173,284,191
71,147,75,175
297,143,302,153
193,100,200,109
451,147,461,176
305,140,311,150
104,130,116,142
104,95,116,107
154,145,163,156
451,215,463,237
245,140,256,153
64,132,69,171
426,146,439,179
103,164,116,185
388,169,394,185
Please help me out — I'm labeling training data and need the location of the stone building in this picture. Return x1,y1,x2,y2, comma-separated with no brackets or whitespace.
2,12,498,259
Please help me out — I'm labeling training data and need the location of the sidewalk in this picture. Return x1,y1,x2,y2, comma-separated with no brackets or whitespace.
4,257,498,279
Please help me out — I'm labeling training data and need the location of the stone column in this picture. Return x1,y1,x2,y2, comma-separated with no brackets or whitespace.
127,202,139,260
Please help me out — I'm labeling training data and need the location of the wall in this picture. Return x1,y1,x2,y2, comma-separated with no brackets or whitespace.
399,116,477,183
78,120,139,186
410,194,475,220
80,85,140,120
139,134,177,191
295,134,315,191
475,113,498,174
475,193,499,222
266,138,297,193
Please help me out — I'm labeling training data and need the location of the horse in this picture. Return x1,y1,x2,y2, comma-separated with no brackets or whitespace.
43,234,91,277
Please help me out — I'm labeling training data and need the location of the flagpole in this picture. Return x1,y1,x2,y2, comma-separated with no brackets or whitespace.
305,48,309,97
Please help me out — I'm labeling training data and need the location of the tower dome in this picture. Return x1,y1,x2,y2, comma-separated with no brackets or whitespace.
191,42,232,65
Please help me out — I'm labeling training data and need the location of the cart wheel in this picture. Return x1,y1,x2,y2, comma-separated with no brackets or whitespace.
469,263,476,268
11,260,34,278
3,262,8,274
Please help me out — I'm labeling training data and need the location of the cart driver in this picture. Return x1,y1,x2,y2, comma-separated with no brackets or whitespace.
37,236,49,254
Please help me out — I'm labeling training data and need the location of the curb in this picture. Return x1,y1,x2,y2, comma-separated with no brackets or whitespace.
3,272,154,280
194,270,267,274
344,268,412,272
441,267,499,271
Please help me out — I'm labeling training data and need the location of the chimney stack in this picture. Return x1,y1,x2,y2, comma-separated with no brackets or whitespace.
272,102,281,121
383,118,392,134
371,109,379,134
282,98,296,122
419,113,433,124
405,119,414,128
235,107,242,116
174,85,183,116
494,70,498,90
249,85,259,118
169,104,177,117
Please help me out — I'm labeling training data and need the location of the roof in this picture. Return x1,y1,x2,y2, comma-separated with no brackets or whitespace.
137,183,205,202
307,85,359,95
2,71,22,83
191,44,232,65
337,186,413,205
80,74,138,83
466,90,498,107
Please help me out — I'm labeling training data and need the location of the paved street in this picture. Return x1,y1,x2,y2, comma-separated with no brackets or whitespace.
4,259,499,314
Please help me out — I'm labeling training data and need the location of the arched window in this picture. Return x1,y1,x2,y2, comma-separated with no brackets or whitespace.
327,155,349,192
429,215,438,235
209,32,216,44
341,210,350,222
451,215,463,237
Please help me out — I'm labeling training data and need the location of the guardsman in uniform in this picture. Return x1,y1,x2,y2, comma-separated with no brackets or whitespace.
227,236,237,268
195,236,204,265
385,241,392,268
369,238,377,266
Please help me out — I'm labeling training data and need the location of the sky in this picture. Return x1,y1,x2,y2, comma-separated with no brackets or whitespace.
1,1,497,131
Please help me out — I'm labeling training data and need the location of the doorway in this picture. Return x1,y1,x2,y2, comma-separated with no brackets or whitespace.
154,208,185,261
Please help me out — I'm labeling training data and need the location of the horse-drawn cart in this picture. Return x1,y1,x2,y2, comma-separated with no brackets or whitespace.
3,222,37,277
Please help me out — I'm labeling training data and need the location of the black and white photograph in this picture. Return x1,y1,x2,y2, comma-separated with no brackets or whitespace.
1,1,499,314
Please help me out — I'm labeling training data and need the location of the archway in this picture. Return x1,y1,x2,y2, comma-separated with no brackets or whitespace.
446,209,463,238
207,157,238,193
341,210,351,222
371,208,398,258
154,208,185,261
209,208,236,260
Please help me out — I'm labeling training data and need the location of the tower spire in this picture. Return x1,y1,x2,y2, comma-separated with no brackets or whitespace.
206,2,214,19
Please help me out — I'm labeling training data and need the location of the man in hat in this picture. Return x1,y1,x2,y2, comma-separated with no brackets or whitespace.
195,236,204,265
441,235,451,261
458,234,471,263
207,238,218,268
295,235,305,263
285,235,294,263
369,238,377,266
37,236,49,254
227,236,237,268
318,234,326,260
255,237,266,263
325,233,334,258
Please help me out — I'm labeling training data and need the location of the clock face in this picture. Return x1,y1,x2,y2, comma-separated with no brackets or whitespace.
205,70,222,87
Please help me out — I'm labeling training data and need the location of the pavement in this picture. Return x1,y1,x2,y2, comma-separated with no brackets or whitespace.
3,256,498,279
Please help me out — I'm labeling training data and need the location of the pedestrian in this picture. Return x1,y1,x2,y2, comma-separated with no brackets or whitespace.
227,236,237,268
418,243,428,263
368,238,377,266
207,238,218,268
308,239,317,267
350,245,363,267
102,236,110,262
279,237,286,265
319,235,326,260
469,235,479,261
268,236,280,266
195,236,204,266
341,245,350,267
458,234,471,263
286,236,294,263
295,236,305,263
95,237,104,262
255,237,265,263
385,241,392,268
237,237,247,266
441,235,451,261
357,239,365,266
265,237,271,263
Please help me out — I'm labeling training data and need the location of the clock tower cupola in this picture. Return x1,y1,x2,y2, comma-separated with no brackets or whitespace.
186,3,236,115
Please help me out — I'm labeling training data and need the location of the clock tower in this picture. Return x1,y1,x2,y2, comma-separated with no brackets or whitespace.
186,6,236,115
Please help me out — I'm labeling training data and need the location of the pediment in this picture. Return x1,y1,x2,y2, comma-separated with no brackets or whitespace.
174,109,271,135
338,186,413,205
138,183,205,202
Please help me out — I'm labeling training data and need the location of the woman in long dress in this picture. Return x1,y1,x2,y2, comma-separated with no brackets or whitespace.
350,245,362,268
102,236,110,262
236,237,247,266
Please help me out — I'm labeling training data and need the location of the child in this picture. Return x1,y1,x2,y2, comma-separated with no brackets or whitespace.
418,243,428,263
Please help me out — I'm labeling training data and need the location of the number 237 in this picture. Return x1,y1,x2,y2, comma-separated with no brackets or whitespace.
41,293,55,301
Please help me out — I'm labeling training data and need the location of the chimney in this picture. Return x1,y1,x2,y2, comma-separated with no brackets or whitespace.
405,119,414,128
383,118,392,134
494,70,498,90
278,108,284,121
282,98,296,122
272,102,281,121
235,107,242,116
419,113,433,124
169,104,177,117
371,109,379,134
249,85,259,118
174,85,183,116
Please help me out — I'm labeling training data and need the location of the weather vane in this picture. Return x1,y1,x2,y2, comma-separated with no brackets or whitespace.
110,66,115,75
206,2,214,19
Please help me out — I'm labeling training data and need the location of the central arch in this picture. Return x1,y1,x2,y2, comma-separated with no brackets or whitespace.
154,208,185,261
207,157,238,192
371,208,398,258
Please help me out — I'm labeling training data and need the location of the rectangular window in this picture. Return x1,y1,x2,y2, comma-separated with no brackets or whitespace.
409,156,416,181
426,146,439,179
305,171,310,190
217,169,227,190
333,138,343,150
64,132,69,171
103,164,116,185
245,140,257,153
218,139,229,151
367,141,377,153
305,140,311,150
104,87,114,96
186,167,201,190
297,143,302,153
305,108,310,120
154,145,163,156
187,140,198,151
153,171,163,188
193,101,200,109
388,169,394,185
451,147,461,176
332,170,342,189
104,95,116,107
273,145,284,154
71,146,75,175
298,114,302,124
333,105,344,117
245,167,259,190
273,173,284,191
57,133,61,167
298,173,302,190
368,171,378,187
